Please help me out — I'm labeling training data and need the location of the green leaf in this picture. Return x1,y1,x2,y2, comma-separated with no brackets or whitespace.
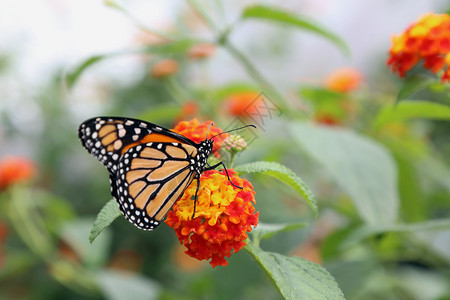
235,161,318,216
251,222,306,242
242,5,349,55
65,55,105,89
65,40,194,89
396,74,435,102
342,218,450,248
89,199,121,243
246,242,345,300
137,104,181,124
96,270,160,300
326,260,377,299
290,122,399,225
61,219,111,267
374,100,450,130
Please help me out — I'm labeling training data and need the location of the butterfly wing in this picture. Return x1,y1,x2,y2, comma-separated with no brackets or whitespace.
78,117,195,173
114,142,198,230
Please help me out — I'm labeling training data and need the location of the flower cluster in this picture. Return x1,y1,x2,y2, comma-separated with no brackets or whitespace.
172,119,228,156
387,12,450,81
165,169,259,268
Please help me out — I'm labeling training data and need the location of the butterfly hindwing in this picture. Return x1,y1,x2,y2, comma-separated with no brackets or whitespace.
113,142,198,230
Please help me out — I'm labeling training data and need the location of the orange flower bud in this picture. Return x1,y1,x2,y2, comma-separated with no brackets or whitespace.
224,92,263,118
324,68,363,93
150,59,179,78
188,43,216,59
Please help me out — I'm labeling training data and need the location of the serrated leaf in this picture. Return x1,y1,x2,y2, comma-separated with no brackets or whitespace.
246,243,345,300
242,5,349,55
342,218,450,248
250,222,306,242
235,161,318,216
396,74,435,102
374,100,450,130
89,199,121,243
96,270,160,300
290,122,399,225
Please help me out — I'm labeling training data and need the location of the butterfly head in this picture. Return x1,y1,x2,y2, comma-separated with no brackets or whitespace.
198,139,213,157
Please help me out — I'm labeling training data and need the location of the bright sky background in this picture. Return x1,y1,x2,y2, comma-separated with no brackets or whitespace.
0,0,447,84
0,0,447,154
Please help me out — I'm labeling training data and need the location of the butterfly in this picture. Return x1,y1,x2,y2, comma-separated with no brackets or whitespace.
78,117,254,231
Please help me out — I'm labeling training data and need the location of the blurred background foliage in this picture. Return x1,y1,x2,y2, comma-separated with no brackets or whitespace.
1,1,450,299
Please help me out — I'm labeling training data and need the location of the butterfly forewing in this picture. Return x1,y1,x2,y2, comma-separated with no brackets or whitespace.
114,142,198,230
78,117,194,173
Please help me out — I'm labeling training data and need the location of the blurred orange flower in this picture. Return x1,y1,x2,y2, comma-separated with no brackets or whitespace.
108,250,143,273
151,58,179,78
314,113,341,126
224,92,262,117
0,221,8,269
324,68,363,93
57,241,80,263
172,119,228,156
0,156,36,190
387,12,450,81
172,243,205,272
165,169,258,268
188,43,216,59
174,101,199,123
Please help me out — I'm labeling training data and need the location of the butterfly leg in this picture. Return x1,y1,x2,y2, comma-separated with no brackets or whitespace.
191,176,200,219
206,161,243,189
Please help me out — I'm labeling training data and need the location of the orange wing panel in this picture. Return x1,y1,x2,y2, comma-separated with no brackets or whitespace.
121,133,190,155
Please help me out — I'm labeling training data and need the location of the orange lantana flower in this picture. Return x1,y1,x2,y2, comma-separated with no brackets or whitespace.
387,12,450,81
165,169,259,268
324,68,363,93
172,119,228,156
0,156,36,190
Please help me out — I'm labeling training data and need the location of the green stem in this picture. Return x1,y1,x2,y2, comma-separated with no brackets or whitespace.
106,1,177,41
229,151,237,168
9,186,52,257
164,76,191,104
7,186,98,295
222,41,291,111
186,0,219,34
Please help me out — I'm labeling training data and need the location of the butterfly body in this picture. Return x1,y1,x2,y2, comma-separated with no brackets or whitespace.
78,117,214,231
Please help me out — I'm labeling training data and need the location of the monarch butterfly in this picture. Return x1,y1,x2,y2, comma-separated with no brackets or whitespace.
78,117,254,231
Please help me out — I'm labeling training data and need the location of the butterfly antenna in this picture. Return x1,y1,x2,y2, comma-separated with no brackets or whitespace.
205,122,214,139
209,124,256,140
